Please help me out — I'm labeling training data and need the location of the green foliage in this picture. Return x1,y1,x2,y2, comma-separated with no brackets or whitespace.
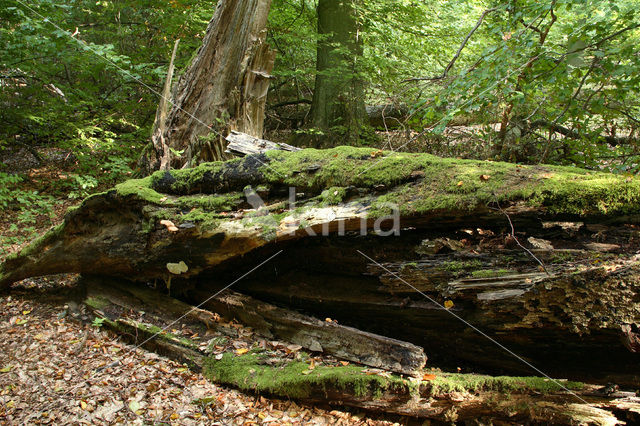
91,317,105,328
0,172,59,255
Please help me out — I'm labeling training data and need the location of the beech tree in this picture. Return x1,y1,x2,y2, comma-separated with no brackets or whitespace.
309,0,366,146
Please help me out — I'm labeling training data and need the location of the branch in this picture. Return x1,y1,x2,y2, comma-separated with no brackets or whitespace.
403,7,498,82
269,99,311,109
529,119,634,146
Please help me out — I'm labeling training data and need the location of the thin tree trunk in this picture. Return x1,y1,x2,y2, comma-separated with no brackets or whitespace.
140,0,275,173
309,0,366,146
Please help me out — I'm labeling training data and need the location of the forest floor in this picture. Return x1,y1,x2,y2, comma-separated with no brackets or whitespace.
0,149,408,425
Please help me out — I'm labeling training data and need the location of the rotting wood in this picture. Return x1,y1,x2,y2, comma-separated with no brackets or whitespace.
198,289,426,376
225,130,301,156
80,277,640,424
139,0,275,171
2,146,640,384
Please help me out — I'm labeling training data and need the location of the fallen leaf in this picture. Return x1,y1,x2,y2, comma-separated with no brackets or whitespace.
456,181,464,186
422,373,437,381
166,261,188,275
128,400,140,414
444,300,454,310
479,174,491,181
339,361,349,366
235,348,249,355
0,365,13,373
80,400,88,410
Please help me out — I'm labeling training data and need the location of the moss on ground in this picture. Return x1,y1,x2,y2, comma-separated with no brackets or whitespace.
204,352,411,399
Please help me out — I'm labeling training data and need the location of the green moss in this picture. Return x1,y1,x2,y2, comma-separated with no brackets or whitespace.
135,322,198,349
470,269,511,278
177,193,244,212
84,295,110,311
424,373,584,396
150,161,229,194
99,147,640,221
204,352,411,399
4,222,65,262
320,187,348,205
115,177,167,204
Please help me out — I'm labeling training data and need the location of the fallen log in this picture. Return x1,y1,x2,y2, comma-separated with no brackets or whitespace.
84,276,425,376
198,289,426,376
81,276,640,424
2,146,640,384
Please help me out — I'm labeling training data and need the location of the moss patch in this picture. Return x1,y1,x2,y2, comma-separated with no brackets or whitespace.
80,147,640,229
115,177,167,204
470,269,512,278
423,373,584,396
204,352,411,399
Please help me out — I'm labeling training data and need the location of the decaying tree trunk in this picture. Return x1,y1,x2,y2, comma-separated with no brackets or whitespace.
3,146,640,388
82,276,640,424
140,0,275,172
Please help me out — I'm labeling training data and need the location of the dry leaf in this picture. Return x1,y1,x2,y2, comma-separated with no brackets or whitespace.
166,261,188,275
479,174,491,181
444,300,454,310
235,348,249,355
422,373,437,381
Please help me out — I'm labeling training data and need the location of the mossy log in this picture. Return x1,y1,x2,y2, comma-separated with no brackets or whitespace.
2,146,640,384
81,276,640,424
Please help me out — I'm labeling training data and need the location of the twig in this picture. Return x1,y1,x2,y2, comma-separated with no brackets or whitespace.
490,197,550,276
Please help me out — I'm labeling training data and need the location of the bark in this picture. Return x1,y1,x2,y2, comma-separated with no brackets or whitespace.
309,0,366,146
2,146,640,385
82,276,640,424
140,0,275,172
225,131,301,157
199,289,426,376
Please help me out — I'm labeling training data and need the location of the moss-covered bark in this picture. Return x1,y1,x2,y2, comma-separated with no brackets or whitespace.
2,146,640,289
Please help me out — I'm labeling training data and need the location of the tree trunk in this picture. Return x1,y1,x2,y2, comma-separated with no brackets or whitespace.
139,0,275,173
309,0,366,146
